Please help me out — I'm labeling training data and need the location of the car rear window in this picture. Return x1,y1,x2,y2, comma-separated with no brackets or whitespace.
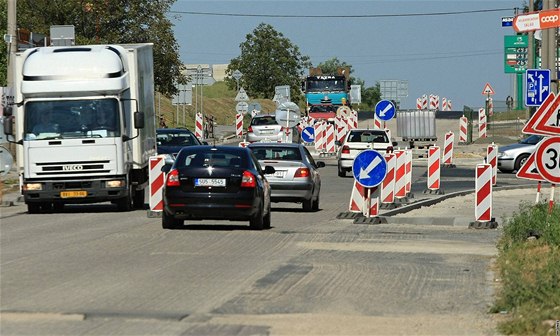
176,149,246,168
157,132,199,146
251,116,278,126
251,147,302,161
347,131,388,143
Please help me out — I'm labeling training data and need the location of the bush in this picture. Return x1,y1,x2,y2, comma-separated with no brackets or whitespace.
493,202,560,335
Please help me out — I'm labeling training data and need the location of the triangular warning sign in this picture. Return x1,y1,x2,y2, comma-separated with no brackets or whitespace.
522,92,556,135
516,151,545,181
482,83,495,95
534,93,560,135
235,88,249,102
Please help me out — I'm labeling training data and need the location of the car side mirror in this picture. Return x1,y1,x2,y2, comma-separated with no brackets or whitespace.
263,166,275,175
134,112,145,129
316,161,326,168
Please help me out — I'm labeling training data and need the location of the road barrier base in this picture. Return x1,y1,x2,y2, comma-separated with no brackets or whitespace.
469,219,498,229
423,189,445,195
443,164,456,168
380,203,399,209
353,216,384,225
147,210,163,218
336,212,363,220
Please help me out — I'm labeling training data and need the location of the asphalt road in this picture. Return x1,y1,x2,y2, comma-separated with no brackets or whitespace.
0,150,540,335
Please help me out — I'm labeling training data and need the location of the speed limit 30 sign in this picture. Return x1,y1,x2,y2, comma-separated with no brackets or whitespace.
536,136,560,184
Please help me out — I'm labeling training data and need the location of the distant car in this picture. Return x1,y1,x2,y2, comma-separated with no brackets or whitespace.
248,142,325,211
497,134,544,173
246,114,301,143
156,128,203,157
336,128,396,177
162,145,275,230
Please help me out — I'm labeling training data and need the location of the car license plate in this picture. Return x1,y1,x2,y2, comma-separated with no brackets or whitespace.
261,130,274,134
273,170,286,178
195,178,226,187
60,190,87,198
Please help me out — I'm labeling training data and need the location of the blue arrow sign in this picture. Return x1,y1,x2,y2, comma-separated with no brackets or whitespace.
352,150,387,188
301,126,315,143
526,69,551,107
374,100,396,121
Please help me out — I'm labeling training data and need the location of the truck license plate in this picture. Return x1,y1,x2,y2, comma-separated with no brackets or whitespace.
60,190,87,198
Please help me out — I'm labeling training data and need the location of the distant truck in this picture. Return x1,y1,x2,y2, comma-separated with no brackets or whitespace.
302,67,351,122
4,44,156,213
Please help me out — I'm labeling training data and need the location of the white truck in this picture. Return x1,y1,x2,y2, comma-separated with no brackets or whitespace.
4,44,156,213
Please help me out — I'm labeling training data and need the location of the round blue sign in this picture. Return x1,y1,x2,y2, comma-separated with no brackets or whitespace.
375,100,396,121
301,126,315,143
352,150,388,188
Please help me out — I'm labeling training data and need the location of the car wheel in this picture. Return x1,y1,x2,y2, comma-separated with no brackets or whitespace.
263,202,271,229
338,165,346,177
302,197,313,212
250,203,264,230
162,211,183,229
514,154,530,172
312,195,320,211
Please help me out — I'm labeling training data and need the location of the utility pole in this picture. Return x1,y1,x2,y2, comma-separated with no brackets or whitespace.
7,0,17,89
541,0,558,93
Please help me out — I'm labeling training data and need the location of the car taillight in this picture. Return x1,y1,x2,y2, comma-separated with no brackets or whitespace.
342,145,350,154
166,169,180,187
241,170,256,188
247,126,253,133
294,168,310,178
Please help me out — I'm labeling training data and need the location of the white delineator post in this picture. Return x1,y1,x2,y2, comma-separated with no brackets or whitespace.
195,112,204,139
475,163,493,223
486,143,498,186
349,180,366,213
381,153,396,205
235,113,243,138
427,146,441,191
313,121,326,153
478,108,487,139
443,132,454,166
459,116,468,143
363,187,380,218
149,156,165,213
394,150,407,199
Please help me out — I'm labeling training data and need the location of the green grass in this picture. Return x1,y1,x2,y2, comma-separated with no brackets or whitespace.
492,202,560,335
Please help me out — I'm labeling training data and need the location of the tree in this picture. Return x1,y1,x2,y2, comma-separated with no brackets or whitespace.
15,0,186,96
0,0,7,86
316,57,364,87
361,83,382,109
226,23,311,104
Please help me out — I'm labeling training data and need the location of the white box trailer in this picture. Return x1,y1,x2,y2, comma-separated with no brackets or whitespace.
4,44,156,213
396,110,437,148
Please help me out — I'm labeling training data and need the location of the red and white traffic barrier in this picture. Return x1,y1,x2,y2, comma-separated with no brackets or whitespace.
325,123,336,154
149,156,165,213
459,116,468,143
443,131,455,166
426,146,441,192
238,141,250,147
349,180,366,213
394,150,407,199
486,143,498,186
195,112,204,139
335,116,348,142
381,153,396,204
447,100,452,110
235,113,243,138
478,108,487,139
442,97,448,111
405,149,412,194
373,115,382,130
363,187,379,218
474,163,493,223
421,95,428,109
416,97,422,110
314,121,326,152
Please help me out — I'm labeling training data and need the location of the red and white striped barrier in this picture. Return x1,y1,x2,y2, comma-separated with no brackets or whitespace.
335,116,347,142
421,95,428,109
394,150,407,199
373,115,382,130
459,116,468,143
442,97,448,111
405,149,412,194
443,132,454,166
325,123,336,154
447,100,452,111
238,141,250,147
478,108,487,139
475,163,493,223
416,97,422,110
149,156,165,213
314,121,326,152
486,143,498,186
195,112,204,139
381,153,396,204
236,113,243,138
363,187,379,218
487,97,494,117
349,180,366,213
427,146,441,191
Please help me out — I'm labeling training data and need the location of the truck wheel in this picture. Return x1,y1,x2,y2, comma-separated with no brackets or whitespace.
27,203,41,214
116,187,133,211
133,188,145,209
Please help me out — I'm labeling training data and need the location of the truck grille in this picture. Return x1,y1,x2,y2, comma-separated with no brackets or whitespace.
36,160,111,176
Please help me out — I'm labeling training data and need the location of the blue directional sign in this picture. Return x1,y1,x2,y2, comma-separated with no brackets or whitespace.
301,126,315,143
352,150,387,188
374,100,396,121
526,69,551,107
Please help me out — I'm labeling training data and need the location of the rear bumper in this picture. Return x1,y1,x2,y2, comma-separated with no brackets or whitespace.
269,181,314,201
164,191,261,220
338,157,354,170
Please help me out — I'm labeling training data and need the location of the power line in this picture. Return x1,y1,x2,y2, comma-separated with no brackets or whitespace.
168,8,514,18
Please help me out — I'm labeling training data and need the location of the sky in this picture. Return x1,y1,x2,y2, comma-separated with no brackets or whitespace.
168,0,524,110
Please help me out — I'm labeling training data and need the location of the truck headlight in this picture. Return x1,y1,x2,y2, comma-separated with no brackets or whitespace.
106,180,126,188
23,183,43,191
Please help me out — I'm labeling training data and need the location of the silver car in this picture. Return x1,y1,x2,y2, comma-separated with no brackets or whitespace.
248,143,324,211
246,114,301,143
497,134,544,173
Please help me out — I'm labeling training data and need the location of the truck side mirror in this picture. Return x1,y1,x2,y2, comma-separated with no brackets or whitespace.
3,115,13,136
134,112,145,129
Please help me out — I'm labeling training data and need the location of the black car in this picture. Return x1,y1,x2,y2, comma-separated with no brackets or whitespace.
162,146,275,230
156,128,203,157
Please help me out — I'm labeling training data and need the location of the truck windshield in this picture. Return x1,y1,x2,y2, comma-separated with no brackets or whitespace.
306,79,345,92
24,99,120,140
